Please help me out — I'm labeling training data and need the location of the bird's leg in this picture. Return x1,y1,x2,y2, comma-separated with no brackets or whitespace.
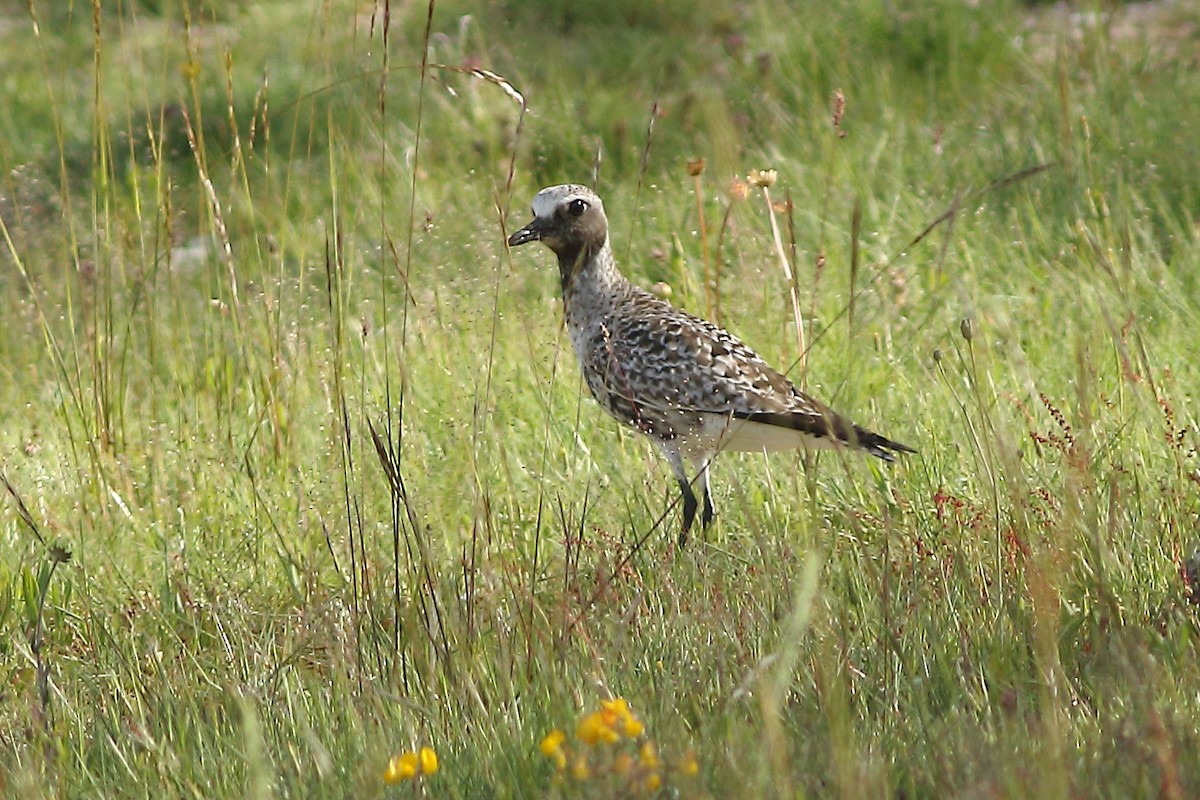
697,459,715,529
676,477,698,547
663,447,696,547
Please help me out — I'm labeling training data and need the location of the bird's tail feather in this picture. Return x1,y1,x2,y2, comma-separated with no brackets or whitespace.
731,410,916,461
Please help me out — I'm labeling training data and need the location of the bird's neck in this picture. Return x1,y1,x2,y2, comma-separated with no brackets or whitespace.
557,237,626,301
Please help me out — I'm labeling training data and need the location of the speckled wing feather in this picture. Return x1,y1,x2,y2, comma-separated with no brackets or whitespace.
580,287,913,458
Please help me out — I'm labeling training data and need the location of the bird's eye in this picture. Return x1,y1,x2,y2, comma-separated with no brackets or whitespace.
567,198,588,217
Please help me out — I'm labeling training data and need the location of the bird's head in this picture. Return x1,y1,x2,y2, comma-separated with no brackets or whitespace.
507,184,608,257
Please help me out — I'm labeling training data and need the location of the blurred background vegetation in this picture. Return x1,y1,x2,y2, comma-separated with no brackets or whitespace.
1,0,1199,797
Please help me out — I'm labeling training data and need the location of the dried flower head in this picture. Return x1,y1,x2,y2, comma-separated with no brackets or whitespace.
747,168,777,188
832,89,847,138
960,317,975,342
1184,546,1200,605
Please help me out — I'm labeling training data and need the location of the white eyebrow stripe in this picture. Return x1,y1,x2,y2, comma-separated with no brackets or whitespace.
531,188,587,219
531,192,560,218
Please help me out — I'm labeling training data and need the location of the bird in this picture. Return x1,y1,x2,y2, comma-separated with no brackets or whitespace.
507,183,914,545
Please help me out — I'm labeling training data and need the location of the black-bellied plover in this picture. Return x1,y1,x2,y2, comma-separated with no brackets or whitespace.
508,184,914,544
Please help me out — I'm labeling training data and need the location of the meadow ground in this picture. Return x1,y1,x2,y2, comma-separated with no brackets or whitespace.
1,0,1199,797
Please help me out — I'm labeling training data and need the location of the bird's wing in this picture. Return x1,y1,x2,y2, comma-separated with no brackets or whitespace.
585,292,915,458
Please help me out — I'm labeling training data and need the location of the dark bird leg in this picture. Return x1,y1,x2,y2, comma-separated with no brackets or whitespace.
677,477,698,547
664,448,697,547
700,488,714,530
695,457,715,529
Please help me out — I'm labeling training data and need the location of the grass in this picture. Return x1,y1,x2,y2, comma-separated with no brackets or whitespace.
1,0,1199,797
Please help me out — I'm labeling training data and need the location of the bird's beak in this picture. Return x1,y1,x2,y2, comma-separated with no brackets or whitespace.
507,217,548,247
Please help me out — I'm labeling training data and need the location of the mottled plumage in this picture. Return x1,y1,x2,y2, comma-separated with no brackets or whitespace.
508,184,914,543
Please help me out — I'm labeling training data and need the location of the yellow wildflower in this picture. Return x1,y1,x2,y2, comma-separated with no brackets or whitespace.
576,711,620,745
639,741,659,770
383,752,419,784
601,697,630,716
601,697,644,738
540,729,568,770
540,730,566,757
418,747,439,775
383,747,439,784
